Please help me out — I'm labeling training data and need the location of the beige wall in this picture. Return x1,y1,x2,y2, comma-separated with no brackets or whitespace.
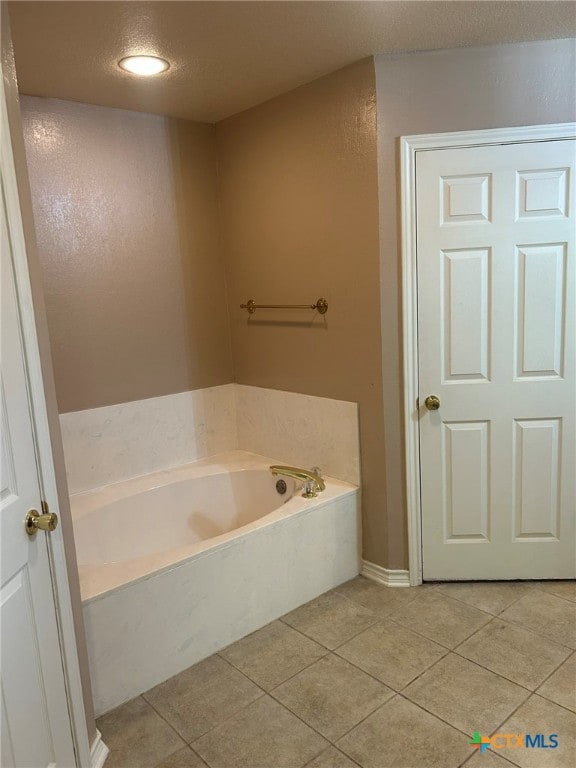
21,96,232,414
376,38,576,568
216,59,388,567
1,6,97,744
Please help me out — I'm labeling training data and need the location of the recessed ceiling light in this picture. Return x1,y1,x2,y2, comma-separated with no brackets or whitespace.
118,55,170,76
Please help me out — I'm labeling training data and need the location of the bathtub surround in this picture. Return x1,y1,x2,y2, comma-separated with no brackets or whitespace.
77,452,360,715
60,384,360,494
235,385,360,486
20,96,232,414
60,385,238,494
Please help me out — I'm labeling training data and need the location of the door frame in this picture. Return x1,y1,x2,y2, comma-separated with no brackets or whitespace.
1,78,96,766
400,122,576,586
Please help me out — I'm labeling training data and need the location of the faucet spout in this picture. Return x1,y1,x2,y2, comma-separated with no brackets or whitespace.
270,465,326,497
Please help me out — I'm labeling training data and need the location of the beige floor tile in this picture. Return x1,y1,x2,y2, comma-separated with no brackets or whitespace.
499,591,576,649
456,618,571,690
389,590,492,649
272,654,393,741
537,653,576,712
465,750,517,767
403,653,529,736
336,619,448,691
143,655,262,742
337,695,471,768
436,582,533,616
192,695,329,768
153,747,208,768
534,581,576,603
496,694,576,767
281,590,378,649
334,577,423,617
220,620,327,691
97,696,185,768
304,746,360,767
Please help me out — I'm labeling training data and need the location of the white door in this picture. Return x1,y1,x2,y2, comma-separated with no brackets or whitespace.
1,159,77,765
417,138,575,580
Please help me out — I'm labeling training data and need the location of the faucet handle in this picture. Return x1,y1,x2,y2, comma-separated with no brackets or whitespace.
310,466,322,478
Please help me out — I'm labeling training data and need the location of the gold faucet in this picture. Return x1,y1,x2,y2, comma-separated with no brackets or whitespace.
270,465,326,498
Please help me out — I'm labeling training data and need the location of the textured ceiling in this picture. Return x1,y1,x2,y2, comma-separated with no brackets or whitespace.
9,1,576,123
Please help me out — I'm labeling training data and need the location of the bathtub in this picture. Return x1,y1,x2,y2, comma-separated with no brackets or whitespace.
72,450,360,715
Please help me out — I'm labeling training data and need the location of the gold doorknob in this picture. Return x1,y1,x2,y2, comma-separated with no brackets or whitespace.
424,395,441,411
25,509,58,536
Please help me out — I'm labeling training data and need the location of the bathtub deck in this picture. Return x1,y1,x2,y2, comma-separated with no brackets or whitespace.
96,576,576,768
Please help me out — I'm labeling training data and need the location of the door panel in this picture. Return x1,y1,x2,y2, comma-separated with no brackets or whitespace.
512,418,561,540
1,176,76,766
442,248,490,381
417,138,575,580
515,242,566,379
443,421,489,541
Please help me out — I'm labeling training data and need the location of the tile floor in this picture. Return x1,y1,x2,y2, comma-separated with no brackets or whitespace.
97,578,576,768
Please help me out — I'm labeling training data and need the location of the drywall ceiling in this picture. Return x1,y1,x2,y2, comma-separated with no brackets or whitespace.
9,1,576,123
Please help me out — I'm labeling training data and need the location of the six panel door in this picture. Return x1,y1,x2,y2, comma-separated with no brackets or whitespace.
417,139,575,580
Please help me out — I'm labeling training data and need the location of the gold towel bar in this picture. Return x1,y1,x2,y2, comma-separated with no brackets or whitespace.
240,298,328,315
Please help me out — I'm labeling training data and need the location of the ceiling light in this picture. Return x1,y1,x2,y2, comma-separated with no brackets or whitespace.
118,55,170,76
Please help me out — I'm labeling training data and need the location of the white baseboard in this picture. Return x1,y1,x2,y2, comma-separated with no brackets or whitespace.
90,730,109,768
361,560,411,587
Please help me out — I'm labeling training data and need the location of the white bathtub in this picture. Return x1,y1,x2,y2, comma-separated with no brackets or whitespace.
72,450,360,715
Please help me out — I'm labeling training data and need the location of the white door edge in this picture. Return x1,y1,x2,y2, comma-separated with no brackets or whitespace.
400,122,576,586
1,77,92,766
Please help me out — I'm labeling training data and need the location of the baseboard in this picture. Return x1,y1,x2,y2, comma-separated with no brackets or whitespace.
90,730,109,768
361,560,411,587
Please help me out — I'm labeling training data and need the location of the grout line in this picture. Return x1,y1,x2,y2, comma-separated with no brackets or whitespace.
137,694,191,749
530,583,576,606
451,615,501,654
301,745,363,768
534,648,576,695
143,657,269,751
332,694,402,747
278,611,383,653
489,613,576,652
454,627,574,694
531,689,576,717
376,613,490,653
151,746,210,768
453,611,575,654
253,619,443,697
435,583,534,617
332,626,450,693
218,644,331,696
436,651,536,697
393,687,529,744
182,654,362,762
394,689,524,750
277,583,480,654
